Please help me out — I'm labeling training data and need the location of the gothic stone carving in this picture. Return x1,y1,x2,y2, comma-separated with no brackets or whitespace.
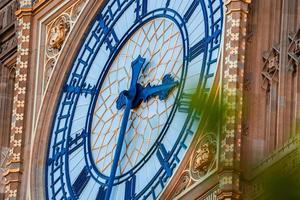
190,133,217,179
44,0,88,91
47,14,70,55
262,45,280,91
171,133,217,199
288,28,300,73
0,0,17,60
172,171,191,199
0,147,9,194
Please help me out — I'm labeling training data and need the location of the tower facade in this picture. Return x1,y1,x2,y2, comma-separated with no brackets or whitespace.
0,0,299,200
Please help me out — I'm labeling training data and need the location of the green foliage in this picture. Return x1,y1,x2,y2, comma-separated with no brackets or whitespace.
263,170,300,200
188,87,228,134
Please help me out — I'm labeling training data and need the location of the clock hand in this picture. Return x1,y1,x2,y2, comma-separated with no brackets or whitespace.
116,55,146,110
106,56,146,200
132,74,179,108
105,98,132,200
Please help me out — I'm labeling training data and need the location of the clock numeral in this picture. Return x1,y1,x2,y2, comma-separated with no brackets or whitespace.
63,82,98,98
72,167,91,198
97,14,109,34
135,0,148,22
184,0,200,22
189,38,208,62
96,185,107,200
68,129,87,154
47,145,66,166
156,144,172,178
125,175,136,200
105,29,120,54
97,14,120,54
178,93,194,113
189,27,222,62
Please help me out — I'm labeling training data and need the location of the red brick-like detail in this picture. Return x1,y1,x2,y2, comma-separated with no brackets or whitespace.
217,0,250,199
4,12,31,200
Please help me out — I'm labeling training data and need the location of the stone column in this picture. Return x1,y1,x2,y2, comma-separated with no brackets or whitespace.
4,5,32,200
217,0,251,199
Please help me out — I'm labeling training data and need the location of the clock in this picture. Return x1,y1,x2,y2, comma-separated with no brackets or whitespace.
45,0,223,199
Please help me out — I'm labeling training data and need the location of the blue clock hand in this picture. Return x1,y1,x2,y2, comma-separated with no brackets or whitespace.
116,55,146,110
132,74,179,108
106,56,146,200
105,99,132,200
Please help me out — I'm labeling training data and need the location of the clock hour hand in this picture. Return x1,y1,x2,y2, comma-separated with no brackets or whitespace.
116,55,146,110
133,74,179,108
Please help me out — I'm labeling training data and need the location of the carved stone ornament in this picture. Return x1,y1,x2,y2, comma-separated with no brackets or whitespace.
288,28,300,73
44,58,56,90
43,0,88,92
70,0,87,21
171,171,191,199
47,14,70,56
0,147,10,193
261,45,280,91
190,133,217,180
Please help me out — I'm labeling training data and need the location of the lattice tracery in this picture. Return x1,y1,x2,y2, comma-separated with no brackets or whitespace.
91,18,184,176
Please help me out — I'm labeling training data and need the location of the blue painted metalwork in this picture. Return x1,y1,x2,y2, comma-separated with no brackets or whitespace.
110,55,179,200
117,74,179,110
45,0,224,199
125,175,136,200
72,167,91,198
105,56,146,200
85,8,190,186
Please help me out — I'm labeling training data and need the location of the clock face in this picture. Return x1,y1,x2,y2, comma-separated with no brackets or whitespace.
45,0,223,200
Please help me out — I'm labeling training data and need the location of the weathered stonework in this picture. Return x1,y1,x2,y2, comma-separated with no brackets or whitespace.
262,46,280,91
288,28,300,73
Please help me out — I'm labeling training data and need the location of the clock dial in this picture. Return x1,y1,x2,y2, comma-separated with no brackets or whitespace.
45,0,224,200
90,18,183,177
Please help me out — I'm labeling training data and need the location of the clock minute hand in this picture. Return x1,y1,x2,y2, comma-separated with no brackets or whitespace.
105,100,132,200
106,56,146,200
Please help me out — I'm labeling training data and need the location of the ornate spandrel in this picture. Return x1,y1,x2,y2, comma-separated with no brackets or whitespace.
261,45,280,91
43,0,88,91
170,133,218,199
170,171,191,199
190,133,217,180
